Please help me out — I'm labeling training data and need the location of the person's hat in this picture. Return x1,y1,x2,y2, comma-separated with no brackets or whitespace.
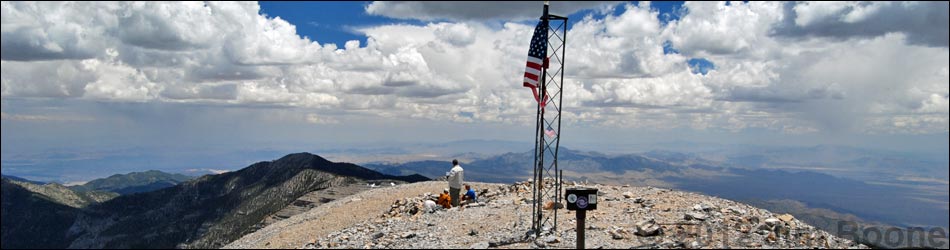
443,188,449,193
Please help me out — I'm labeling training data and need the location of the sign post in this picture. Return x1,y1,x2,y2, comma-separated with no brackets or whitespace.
566,188,597,249
576,209,585,249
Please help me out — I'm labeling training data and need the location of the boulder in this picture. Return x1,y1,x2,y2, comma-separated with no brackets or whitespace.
746,216,760,225
634,219,662,237
684,212,707,221
640,200,655,209
534,239,546,248
774,224,790,236
727,207,747,215
543,201,563,210
693,203,716,212
777,214,795,223
690,241,702,249
739,225,751,234
470,241,489,249
764,218,782,227
622,192,635,199
610,230,625,240
757,223,773,233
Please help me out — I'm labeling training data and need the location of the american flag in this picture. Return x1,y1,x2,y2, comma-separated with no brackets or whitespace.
545,125,557,137
524,20,548,107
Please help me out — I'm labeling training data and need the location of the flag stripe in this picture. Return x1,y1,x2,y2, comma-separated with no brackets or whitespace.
525,67,541,76
524,73,539,82
526,61,542,70
526,56,543,64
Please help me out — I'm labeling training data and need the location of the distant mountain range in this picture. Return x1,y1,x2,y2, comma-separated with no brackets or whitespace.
0,174,45,185
2,170,195,196
0,178,118,209
365,148,713,184
0,153,428,249
68,170,194,195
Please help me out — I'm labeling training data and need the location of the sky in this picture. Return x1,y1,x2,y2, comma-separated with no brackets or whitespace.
1,1,948,179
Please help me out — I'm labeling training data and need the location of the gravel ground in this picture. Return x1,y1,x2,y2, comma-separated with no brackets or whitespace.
227,180,868,249
225,181,505,249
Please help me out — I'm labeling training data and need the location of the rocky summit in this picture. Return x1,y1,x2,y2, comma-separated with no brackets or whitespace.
228,180,867,249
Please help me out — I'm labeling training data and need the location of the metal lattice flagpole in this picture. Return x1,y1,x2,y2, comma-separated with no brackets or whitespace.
531,1,568,237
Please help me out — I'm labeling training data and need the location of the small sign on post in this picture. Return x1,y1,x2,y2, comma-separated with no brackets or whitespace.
566,188,597,249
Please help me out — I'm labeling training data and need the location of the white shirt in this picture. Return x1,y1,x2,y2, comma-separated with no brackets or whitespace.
448,164,464,189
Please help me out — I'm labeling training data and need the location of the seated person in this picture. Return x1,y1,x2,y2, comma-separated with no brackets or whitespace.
465,184,478,202
437,188,452,208
461,184,478,205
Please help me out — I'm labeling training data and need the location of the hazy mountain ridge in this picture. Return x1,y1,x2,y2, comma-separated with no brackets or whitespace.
367,148,722,187
1,174,45,185
69,170,194,195
704,145,949,181
1,178,118,209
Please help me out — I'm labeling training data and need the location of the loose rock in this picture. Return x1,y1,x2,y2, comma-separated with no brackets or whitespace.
764,218,782,227
470,241,489,249
777,214,795,223
622,192,635,199
634,219,662,237
684,212,707,221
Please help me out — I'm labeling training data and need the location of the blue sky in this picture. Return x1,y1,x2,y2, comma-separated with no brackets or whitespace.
1,1,947,182
259,1,411,49
257,1,687,49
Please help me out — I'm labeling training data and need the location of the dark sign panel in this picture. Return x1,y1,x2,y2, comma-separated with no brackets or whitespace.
566,188,598,211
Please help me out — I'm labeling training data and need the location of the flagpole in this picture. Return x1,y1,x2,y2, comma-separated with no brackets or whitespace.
534,0,550,235
552,0,564,233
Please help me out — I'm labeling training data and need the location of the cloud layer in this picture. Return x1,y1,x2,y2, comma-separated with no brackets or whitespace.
1,1,947,135
365,1,620,21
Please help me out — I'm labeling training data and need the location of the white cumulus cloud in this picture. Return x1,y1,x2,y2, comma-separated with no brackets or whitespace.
1,1,947,135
